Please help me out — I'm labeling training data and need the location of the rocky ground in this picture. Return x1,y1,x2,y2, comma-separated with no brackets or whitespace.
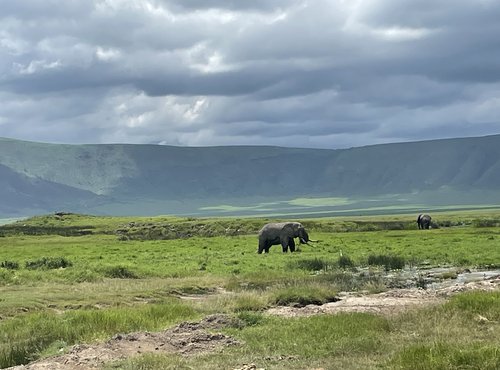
8,277,500,370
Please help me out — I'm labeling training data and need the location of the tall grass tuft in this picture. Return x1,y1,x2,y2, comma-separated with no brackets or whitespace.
103,266,139,279
338,254,355,269
367,254,405,271
0,260,19,270
290,258,331,271
271,284,338,307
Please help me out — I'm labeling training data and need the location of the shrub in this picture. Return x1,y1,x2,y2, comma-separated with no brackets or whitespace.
25,257,72,270
0,260,19,270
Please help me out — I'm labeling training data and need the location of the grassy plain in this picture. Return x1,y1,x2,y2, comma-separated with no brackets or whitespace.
0,210,499,369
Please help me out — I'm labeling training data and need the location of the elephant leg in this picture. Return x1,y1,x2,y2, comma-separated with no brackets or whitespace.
289,237,296,252
281,238,289,253
258,241,265,254
258,239,268,254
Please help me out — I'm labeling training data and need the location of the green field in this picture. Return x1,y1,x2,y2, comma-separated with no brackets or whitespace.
1,211,499,369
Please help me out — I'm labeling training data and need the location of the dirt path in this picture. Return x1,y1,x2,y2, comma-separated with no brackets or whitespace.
8,277,500,370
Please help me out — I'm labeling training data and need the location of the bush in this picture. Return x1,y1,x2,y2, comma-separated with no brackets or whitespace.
25,257,72,270
0,260,19,270
367,254,405,270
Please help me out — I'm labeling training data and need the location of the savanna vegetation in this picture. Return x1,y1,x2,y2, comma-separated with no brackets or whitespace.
0,210,499,369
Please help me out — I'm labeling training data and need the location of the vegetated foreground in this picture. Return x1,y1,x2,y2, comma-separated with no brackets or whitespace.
1,211,500,370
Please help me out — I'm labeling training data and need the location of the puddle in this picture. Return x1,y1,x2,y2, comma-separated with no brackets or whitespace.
367,266,500,290
456,269,500,283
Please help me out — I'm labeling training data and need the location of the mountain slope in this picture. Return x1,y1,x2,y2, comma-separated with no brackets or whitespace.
1,135,499,217
0,163,105,217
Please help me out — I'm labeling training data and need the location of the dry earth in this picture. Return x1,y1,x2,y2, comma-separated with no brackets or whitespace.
8,277,500,370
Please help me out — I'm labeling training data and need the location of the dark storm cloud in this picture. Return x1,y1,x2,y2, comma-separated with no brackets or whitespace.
0,0,499,148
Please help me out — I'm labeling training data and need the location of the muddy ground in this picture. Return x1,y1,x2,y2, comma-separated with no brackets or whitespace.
8,276,500,370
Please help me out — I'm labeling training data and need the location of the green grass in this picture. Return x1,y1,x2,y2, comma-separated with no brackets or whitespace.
0,211,499,368
0,300,198,368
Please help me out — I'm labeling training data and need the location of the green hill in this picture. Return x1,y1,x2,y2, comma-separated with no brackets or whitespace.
1,135,499,217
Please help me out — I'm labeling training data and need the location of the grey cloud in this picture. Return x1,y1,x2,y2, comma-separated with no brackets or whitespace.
0,0,499,149
165,0,297,12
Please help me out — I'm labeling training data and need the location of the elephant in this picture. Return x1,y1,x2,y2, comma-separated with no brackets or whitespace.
257,222,312,253
417,214,432,229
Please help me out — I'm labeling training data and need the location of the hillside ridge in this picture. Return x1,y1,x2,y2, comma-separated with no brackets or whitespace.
1,134,499,217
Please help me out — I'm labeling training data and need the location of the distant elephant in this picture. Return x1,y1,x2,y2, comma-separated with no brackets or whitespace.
417,214,432,229
258,222,311,253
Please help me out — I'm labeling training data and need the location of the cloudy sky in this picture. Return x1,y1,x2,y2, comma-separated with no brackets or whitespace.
1,0,499,149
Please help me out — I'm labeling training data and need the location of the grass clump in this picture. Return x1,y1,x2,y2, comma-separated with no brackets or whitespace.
103,266,139,279
231,293,268,312
367,254,405,270
338,254,355,269
0,261,19,270
271,285,338,307
25,257,72,270
290,258,331,271
236,311,264,327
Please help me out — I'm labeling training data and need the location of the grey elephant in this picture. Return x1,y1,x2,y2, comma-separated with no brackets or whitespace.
258,222,312,253
417,214,432,229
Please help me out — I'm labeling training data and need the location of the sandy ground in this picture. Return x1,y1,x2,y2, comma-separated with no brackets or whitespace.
7,277,500,370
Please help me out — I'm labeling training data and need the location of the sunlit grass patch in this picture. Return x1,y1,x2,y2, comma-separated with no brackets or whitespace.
229,313,390,357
